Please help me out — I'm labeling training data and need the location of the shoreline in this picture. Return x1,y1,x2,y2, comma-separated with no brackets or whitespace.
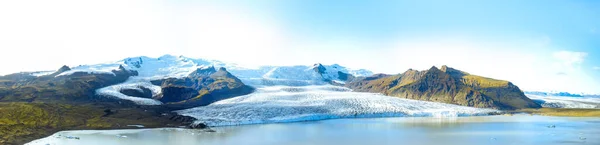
517,108,600,117
25,110,600,144
0,102,196,145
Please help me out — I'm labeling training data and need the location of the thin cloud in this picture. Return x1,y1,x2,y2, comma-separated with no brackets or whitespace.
552,51,587,67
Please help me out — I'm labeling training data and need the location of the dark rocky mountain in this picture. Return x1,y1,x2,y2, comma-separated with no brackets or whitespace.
151,67,254,108
0,65,137,103
345,65,541,110
0,65,253,107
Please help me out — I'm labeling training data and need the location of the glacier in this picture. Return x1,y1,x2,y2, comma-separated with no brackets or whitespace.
176,85,500,127
526,94,600,109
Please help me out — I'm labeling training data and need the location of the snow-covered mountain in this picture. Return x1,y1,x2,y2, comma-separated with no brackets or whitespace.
59,55,372,82
54,55,373,105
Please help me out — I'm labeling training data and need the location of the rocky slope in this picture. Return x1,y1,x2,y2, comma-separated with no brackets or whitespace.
345,65,541,110
151,67,254,108
0,65,137,103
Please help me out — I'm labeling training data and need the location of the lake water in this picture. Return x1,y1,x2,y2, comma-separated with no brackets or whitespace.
28,115,600,145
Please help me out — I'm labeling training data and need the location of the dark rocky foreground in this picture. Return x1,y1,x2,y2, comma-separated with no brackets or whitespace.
0,102,200,145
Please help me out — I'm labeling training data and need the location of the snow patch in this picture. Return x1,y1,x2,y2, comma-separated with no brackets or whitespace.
57,63,121,77
30,71,54,77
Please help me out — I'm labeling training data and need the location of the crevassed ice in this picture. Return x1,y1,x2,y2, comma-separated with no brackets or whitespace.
527,94,600,109
176,85,499,127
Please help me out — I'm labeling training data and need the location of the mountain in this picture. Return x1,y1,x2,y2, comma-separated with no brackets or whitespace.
0,65,201,144
1,55,537,111
0,65,137,103
225,63,373,86
525,91,584,97
345,65,541,110
1,54,371,107
152,67,254,108
40,55,254,106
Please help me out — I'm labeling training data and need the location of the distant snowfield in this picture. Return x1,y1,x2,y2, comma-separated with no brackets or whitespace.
176,85,500,127
526,94,600,109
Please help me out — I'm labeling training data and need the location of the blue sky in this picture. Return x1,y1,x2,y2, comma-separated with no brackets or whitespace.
0,0,598,93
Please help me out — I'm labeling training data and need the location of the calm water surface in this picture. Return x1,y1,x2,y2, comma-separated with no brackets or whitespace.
29,115,600,145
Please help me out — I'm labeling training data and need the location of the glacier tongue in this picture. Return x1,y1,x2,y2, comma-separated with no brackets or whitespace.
526,94,600,109
95,79,163,105
176,85,499,127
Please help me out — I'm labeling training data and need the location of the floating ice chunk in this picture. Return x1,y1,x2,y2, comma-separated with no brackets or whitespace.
126,125,145,128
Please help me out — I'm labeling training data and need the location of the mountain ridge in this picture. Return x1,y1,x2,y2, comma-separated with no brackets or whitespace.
345,65,541,110
1,55,540,110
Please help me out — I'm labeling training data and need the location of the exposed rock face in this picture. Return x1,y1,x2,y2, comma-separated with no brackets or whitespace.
153,67,254,107
312,63,327,74
337,71,355,82
311,63,358,83
346,65,541,110
48,65,72,76
119,86,154,99
188,123,208,129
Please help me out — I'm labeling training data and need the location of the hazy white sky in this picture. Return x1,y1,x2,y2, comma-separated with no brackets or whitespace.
0,0,598,94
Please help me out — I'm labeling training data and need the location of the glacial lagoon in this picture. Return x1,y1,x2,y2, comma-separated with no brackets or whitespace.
29,115,600,145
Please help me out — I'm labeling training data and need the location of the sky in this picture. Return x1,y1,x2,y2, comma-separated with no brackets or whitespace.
0,0,599,94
